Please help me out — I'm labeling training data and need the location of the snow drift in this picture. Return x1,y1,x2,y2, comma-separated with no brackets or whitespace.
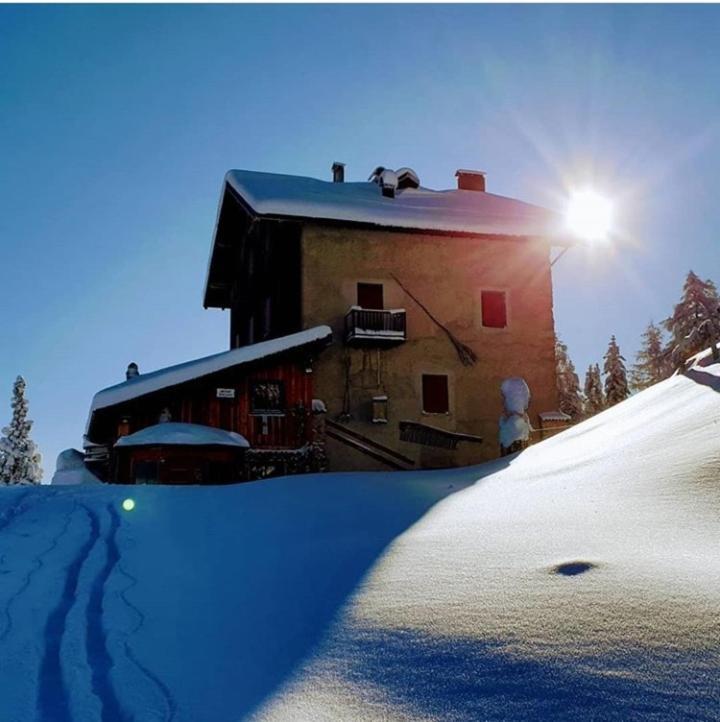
50,449,101,486
0,366,718,720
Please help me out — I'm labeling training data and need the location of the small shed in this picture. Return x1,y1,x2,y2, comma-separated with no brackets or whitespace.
84,326,332,484
114,423,249,485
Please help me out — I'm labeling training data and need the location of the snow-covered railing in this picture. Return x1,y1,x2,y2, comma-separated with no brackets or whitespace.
344,307,406,345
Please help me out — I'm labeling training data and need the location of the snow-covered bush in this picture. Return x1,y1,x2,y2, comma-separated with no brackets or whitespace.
50,448,101,486
499,377,531,453
0,376,42,485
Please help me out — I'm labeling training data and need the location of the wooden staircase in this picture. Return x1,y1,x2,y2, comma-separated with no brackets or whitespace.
325,420,415,471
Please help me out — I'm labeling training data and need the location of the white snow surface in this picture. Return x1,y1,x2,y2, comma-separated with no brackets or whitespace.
87,326,332,427
225,170,567,239
114,422,250,448
1,366,719,720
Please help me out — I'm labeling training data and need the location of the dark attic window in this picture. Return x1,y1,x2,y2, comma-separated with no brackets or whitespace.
481,290,508,328
422,374,450,414
250,381,285,415
357,283,384,310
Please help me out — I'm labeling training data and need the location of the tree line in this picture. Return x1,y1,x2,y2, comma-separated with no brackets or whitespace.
556,270,720,421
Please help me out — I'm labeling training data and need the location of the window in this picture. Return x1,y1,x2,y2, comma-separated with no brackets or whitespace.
422,374,449,414
481,290,507,328
357,283,384,310
133,461,159,485
250,380,285,414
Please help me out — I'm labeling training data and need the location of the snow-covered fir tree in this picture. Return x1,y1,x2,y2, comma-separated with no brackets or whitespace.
603,336,629,407
664,271,720,367
555,335,584,420
0,376,42,485
631,321,669,391
583,363,605,416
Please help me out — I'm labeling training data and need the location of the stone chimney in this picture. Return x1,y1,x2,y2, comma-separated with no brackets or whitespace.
126,362,139,380
332,162,345,183
455,169,486,192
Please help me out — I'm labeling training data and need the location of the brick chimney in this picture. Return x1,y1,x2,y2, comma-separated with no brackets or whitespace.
455,169,486,192
332,162,345,183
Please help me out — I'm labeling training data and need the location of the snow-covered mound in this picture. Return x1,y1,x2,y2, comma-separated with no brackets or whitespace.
50,448,101,486
0,367,718,720
114,422,250,448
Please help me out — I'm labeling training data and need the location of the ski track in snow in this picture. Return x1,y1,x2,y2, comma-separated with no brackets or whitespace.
0,490,173,722
84,502,128,722
0,497,75,642
124,641,177,722
115,555,177,722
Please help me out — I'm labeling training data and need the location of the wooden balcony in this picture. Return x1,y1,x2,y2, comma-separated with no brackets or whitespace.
344,306,407,346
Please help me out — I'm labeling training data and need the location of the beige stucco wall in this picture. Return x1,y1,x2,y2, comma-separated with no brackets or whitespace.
301,224,559,471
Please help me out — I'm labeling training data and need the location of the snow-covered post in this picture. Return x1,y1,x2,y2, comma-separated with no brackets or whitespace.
0,376,42,485
499,378,531,456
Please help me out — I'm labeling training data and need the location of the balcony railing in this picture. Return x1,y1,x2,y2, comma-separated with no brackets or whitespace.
344,306,407,345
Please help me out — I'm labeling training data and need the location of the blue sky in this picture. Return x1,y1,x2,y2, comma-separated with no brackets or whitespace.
2,4,719,478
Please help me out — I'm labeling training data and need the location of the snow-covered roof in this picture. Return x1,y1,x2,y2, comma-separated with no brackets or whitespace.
224,170,566,239
115,423,249,449
685,342,720,369
88,326,332,423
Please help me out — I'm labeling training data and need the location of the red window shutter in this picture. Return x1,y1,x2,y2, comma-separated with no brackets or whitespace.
481,291,507,328
422,374,449,413
357,283,384,309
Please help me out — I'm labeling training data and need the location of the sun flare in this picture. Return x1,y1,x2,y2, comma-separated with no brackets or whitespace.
566,190,614,242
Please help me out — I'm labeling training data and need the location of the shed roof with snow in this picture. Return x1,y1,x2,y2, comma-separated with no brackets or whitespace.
115,423,250,449
86,326,332,436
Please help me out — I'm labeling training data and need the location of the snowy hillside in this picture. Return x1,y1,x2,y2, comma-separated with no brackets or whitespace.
1,366,719,721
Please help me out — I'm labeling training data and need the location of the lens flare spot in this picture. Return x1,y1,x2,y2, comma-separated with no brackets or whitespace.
122,498,136,512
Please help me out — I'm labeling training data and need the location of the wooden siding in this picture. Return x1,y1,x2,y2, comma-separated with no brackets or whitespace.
98,357,315,454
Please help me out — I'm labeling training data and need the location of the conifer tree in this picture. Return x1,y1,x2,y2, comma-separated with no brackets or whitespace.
631,322,669,391
603,336,629,406
555,335,583,420
664,271,720,367
583,363,605,416
0,376,42,485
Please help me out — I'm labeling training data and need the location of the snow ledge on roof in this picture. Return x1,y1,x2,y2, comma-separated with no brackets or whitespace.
225,170,566,239
88,326,332,421
115,423,250,449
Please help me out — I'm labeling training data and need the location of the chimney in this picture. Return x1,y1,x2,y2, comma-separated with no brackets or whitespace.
332,162,345,183
126,362,139,380
455,169,486,192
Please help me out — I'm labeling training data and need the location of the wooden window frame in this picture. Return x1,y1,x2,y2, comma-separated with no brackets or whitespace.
250,380,286,416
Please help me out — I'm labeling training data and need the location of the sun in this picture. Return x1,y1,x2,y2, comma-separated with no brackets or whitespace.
565,189,614,242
